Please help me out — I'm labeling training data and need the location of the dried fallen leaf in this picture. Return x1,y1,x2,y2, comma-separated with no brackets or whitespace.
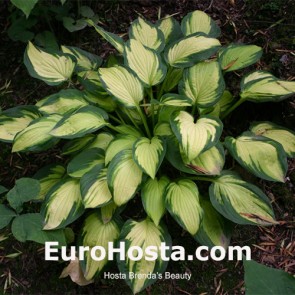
59,257,94,286
229,0,235,6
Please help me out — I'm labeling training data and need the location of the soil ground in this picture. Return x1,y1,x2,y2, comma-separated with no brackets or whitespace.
0,0,294,294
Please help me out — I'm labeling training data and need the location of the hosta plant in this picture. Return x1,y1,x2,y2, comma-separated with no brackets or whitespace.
1,10,295,294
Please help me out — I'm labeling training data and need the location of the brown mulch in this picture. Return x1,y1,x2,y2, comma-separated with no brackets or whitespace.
253,225,295,274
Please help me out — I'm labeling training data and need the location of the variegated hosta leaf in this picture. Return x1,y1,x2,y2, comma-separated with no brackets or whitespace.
36,89,88,115
106,53,124,67
117,218,171,294
165,135,196,174
80,165,112,208
209,171,277,225
63,132,113,157
0,106,40,142
33,164,66,200
141,176,169,226
113,125,143,138
160,93,192,107
181,143,225,175
133,136,166,179
219,44,262,72
181,10,221,38
157,16,182,44
86,132,114,151
241,71,273,87
121,105,141,124
179,61,225,107
250,121,295,158
216,90,234,115
67,148,105,178
198,90,234,117
240,71,295,102
101,202,117,224
12,114,61,152
225,132,287,182
124,39,167,86
166,136,224,177
107,150,143,206
61,45,102,71
129,17,165,52
24,42,75,86
99,66,144,108
86,19,124,53
62,134,95,155
164,34,221,68
158,105,186,123
144,101,165,118
77,72,118,111
154,122,173,137
77,70,109,97
198,104,220,117
165,179,203,235
105,134,138,165
62,132,114,155
165,136,197,174
84,91,117,113
194,197,232,249
41,178,84,229
50,106,108,139
162,67,183,92
80,212,121,280
170,111,223,161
